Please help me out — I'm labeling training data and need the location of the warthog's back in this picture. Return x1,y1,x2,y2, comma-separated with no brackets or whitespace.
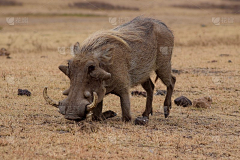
113,16,174,86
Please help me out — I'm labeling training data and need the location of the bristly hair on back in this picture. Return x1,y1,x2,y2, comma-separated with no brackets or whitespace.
79,28,145,55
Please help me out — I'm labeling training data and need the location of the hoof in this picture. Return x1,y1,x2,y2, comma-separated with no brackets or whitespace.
164,106,170,118
164,114,169,118
122,116,132,122
134,116,149,125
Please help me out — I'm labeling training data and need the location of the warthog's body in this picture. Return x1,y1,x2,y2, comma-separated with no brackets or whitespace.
44,16,176,122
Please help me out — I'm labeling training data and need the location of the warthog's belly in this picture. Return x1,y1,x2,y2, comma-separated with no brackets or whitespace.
128,50,157,86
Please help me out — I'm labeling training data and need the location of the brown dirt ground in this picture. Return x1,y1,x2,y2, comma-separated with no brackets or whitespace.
0,0,240,159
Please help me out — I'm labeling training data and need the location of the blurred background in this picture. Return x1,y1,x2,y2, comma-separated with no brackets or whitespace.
0,0,239,54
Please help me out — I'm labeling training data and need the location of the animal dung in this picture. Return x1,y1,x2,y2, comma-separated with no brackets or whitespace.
193,96,212,109
0,48,11,59
174,96,192,107
18,89,31,96
131,91,147,97
155,90,166,96
134,116,149,125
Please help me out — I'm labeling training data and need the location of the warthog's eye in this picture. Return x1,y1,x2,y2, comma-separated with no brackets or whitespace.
88,65,95,73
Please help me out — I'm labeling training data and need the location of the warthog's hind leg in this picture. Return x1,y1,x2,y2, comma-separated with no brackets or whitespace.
163,75,176,118
141,78,155,118
156,67,176,118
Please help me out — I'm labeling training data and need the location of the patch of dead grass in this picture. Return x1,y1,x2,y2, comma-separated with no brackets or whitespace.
0,0,240,159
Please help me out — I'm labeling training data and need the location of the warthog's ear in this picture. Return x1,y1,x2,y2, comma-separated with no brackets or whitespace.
88,65,111,80
59,65,69,77
73,42,80,55
94,46,114,65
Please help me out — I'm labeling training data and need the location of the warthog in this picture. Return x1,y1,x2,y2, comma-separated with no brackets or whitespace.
44,16,176,122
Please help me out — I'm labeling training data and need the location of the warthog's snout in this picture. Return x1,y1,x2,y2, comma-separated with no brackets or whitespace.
43,87,98,121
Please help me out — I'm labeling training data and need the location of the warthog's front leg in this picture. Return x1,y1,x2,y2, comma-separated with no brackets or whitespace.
120,92,132,122
141,78,154,118
134,78,154,125
92,101,117,121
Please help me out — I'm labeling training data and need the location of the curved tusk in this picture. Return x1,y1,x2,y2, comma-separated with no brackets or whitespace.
86,92,98,112
43,87,59,108
86,112,93,122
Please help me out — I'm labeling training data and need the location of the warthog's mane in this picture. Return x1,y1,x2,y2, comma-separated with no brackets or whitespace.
79,27,145,55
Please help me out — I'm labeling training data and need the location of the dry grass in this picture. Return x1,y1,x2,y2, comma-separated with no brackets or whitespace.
0,0,240,159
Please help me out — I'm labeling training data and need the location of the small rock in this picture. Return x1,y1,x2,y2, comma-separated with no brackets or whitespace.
131,91,147,97
134,116,149,125
149,149,154,153
201,24,206,27
155,90,166,96
172,69,181,74
208,60,217,63
18,89,31,96
193,96,212,108
174,96,192,107
228,60,232,63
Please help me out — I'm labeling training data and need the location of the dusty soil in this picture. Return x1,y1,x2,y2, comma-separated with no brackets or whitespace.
0,0,240,159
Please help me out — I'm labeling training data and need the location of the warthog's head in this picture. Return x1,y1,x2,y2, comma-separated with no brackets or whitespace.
43,42,113,121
